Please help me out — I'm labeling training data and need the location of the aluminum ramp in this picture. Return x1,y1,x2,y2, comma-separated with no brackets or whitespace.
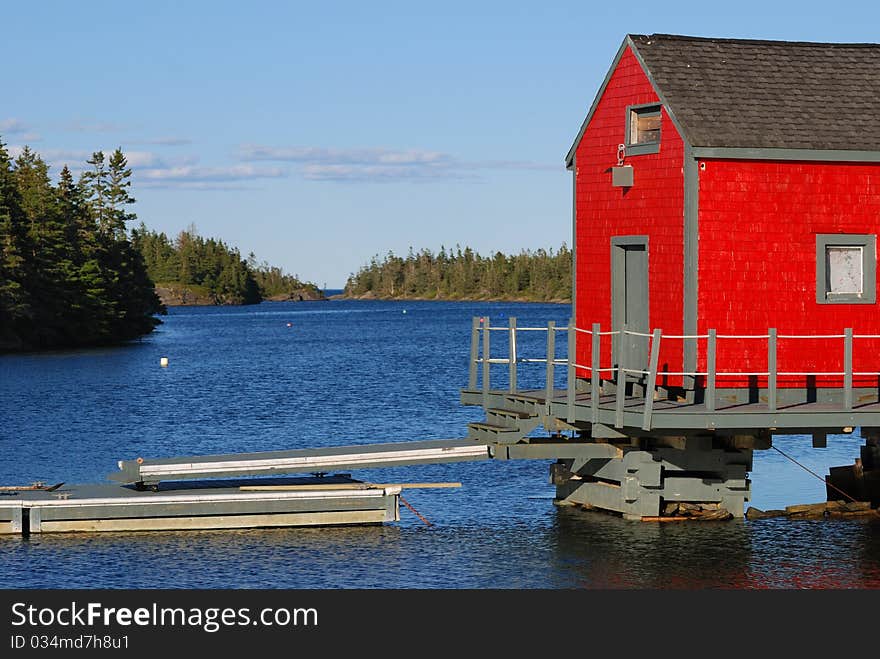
110,439,490,486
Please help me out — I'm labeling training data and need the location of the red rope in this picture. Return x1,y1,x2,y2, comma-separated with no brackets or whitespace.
771,445,858,503
399,494,432,527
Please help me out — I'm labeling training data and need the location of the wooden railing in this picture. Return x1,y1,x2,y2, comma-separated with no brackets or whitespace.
467,317,880,431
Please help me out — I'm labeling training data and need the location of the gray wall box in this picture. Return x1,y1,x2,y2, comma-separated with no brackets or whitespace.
612,165,633,187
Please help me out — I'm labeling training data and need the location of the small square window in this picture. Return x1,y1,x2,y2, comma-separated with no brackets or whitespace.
816,234,876,304
826,246,863,296
625,104,662,155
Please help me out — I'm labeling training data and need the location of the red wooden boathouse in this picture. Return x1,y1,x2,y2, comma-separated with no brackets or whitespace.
567,34,880,397
461,34,880,516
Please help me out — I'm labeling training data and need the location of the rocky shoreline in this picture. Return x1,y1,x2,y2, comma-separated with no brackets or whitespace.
156,285,326,306
338,290,570,304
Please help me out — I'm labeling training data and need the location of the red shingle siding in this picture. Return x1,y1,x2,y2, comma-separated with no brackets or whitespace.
698,159,880,387
574,46,685,374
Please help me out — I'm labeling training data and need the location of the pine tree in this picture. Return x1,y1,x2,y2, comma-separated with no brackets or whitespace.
80,151,110,234
0,143,165,351
106,148,135,240
13,147,74,346
0,139,31,349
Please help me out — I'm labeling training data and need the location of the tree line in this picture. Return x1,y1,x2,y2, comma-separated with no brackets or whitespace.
0,140,163,351
344,244,572,302
132,226,323,304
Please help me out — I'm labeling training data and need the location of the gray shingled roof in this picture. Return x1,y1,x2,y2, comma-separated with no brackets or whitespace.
630,34,880,150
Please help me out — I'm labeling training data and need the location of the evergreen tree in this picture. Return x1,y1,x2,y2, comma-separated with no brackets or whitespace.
106,148,135,240
80,151,110,233
132,226,319,305
13,147,73,346
0,139,31,349
0,141,164,352
344,243,573,302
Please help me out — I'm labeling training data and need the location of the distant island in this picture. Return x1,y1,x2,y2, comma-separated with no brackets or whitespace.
343,245,572,303
133,226,324,307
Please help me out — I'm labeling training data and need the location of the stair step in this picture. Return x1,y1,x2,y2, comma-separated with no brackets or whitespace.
468,422,519,433
505,393,545,404
486,408,533,419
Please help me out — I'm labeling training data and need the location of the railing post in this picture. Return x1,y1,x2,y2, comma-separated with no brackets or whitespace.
508,316,517,393
567,318,576,424
641,329,662,431
768,328,777,412
482,315,490,405
706,329,717,412
545,321,556,406
591,323,601,424
468,316,480,390
844,328,853,411
615,324,628,429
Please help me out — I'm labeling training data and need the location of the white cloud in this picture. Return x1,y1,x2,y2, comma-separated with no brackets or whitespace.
0,118,29,134
239,145,452,166
302,164,473,182
64,119,128,133
138,164,286,184
5,143,281,189
122,151,163,167
137,181,255,191
136,137,193,146
6,146,84,162
238,143,557,183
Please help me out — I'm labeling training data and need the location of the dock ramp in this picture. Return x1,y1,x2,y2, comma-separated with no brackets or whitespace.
110,439,491,487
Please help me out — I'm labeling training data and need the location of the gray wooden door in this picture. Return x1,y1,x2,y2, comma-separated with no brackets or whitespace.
611,238,650,377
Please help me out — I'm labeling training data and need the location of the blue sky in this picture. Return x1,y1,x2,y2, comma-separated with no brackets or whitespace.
3,1,878,287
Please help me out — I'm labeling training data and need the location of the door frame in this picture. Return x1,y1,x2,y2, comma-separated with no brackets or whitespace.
610,235,650,383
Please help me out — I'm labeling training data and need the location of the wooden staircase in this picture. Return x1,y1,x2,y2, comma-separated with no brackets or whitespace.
466,394,543,443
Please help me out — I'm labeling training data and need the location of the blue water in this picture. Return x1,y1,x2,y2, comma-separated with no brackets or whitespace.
1,300,878,588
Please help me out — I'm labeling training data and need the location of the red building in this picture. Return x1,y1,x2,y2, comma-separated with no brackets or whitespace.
567,34,880,398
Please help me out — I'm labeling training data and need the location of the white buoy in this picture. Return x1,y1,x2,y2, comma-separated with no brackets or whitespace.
160,357,169,367
403,309,407,314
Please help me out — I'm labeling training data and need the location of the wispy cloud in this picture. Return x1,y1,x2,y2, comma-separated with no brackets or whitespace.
239,145,453,166
136,137,193,146
0,118,30,134
301,163,471,182
7,146,85,162
237,143,557,183
64,119,129,133
5,147,168,168
137,164,286,189
3,147,256,189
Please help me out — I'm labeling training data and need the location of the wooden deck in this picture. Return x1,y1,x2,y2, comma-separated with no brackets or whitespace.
462,387,880,435
465,316,880,436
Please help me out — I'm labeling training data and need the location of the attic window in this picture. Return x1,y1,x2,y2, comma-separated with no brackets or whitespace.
625,104,661,155
816,234,876,304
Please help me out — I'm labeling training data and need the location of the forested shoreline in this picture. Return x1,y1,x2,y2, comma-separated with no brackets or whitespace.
133,226,323,306
344,245,572,302
0,141,163,351
1,135,570,353
0,138,323,353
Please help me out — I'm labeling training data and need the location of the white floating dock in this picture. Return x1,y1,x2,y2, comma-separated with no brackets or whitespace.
0,476,399,535
0,438,486,535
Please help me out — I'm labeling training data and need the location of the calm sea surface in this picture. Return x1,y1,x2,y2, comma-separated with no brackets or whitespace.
1,299,878,588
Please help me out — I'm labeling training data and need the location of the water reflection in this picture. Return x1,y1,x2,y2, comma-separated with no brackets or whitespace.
549,507,754,588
